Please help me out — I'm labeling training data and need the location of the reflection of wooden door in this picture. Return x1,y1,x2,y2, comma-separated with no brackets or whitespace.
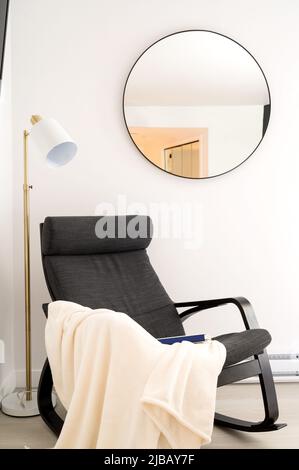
183,143,192,176
164,141,200,177
191,140,199,176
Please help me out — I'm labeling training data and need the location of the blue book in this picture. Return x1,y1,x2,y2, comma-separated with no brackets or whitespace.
158,333,207,345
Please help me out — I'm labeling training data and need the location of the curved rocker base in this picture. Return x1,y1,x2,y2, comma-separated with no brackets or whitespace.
215,412,287,432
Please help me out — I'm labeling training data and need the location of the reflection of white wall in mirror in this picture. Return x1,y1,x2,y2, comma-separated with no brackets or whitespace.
125,31,269,107
128,127,208,176
126,106,263,176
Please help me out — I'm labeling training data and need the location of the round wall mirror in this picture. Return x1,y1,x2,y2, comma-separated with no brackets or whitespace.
123,30,270,179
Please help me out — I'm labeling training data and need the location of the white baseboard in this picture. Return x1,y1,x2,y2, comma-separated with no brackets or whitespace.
15,369,42,389
0,370,16,401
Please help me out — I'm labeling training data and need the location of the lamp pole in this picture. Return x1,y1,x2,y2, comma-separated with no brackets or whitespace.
23,128,32,401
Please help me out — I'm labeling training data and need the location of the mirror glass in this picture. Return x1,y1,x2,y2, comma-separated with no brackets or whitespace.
123,30,270,179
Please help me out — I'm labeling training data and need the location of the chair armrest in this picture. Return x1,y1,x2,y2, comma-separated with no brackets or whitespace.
42,303,49,318
175,297,259,330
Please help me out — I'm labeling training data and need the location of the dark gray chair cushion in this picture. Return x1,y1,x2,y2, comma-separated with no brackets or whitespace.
41,216,272,367
214,329,271,367
42,217,184,338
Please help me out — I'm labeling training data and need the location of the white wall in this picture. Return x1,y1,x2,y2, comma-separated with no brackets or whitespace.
8,0,299,383
125,105,264,175
0,19,15,396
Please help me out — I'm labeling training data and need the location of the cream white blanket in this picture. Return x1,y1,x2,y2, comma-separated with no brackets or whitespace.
46,301,226,449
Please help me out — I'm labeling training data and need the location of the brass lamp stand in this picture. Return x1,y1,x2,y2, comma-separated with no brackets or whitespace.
23,126,33,402
1,115,77,417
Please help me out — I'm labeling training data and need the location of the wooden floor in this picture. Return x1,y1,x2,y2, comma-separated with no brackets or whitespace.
0,383,298,449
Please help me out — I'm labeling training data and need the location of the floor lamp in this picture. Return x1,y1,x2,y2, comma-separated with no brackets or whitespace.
2,115,77,417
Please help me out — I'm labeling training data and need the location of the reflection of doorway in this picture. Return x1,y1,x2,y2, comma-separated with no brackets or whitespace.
128,127,208,173
164,140,203,178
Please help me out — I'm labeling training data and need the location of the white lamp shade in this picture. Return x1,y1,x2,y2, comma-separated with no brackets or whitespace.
30,118,77,167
